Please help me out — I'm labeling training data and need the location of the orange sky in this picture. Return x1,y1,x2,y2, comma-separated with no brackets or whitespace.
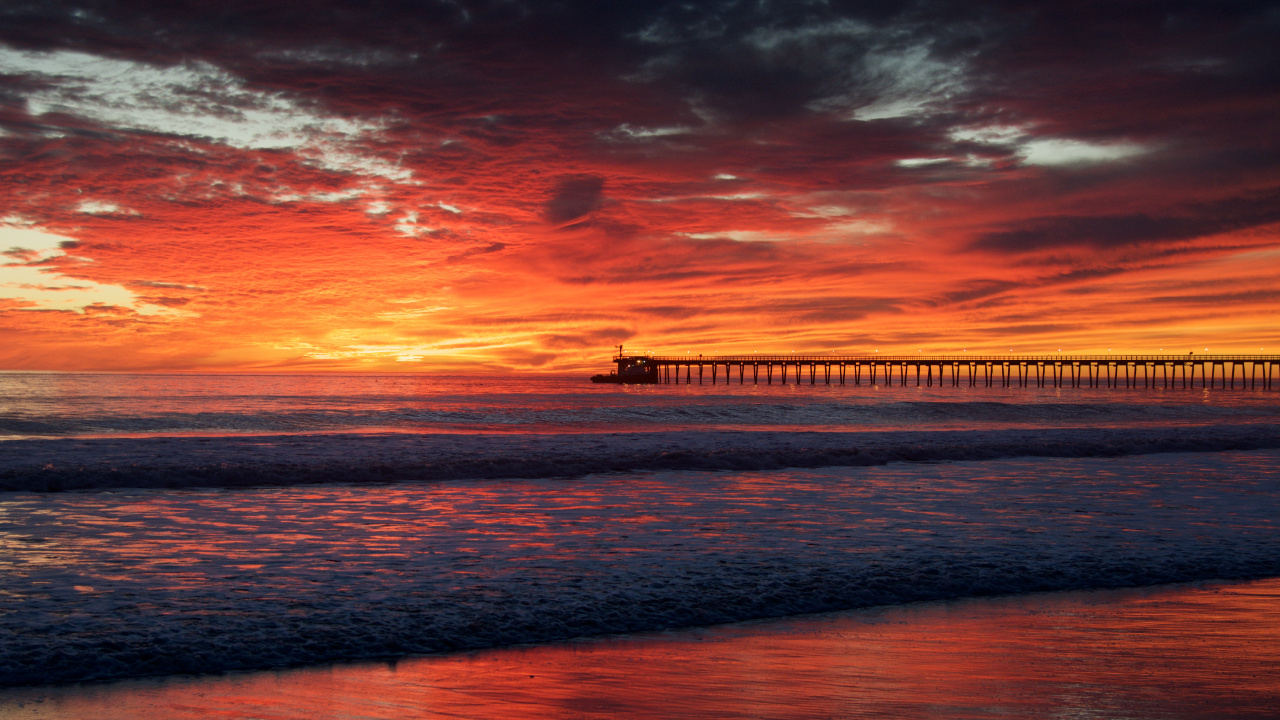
2,2,1278,371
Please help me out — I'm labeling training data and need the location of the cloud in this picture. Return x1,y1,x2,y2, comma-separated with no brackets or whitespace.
131,281,207,291
75,200,140,216
1018,138,1147,166
973,189,1280,252
627,10,979,123
948,125,1149,167
607,123,696,140
446,242,506,264
0,225,186,314
544,175,605,225
0,45,409,181
768,22,972,121
539,328,636,350
2,1,1279,367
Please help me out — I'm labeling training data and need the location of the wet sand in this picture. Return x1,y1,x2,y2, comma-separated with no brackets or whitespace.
3,578,1278,719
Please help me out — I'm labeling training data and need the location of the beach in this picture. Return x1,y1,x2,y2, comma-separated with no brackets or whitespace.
3,579,1278,719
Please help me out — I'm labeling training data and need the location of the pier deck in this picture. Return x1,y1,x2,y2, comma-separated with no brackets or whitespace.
606,354,1280,389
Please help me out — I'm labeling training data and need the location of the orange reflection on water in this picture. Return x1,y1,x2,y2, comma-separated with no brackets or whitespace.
6,578,1278,720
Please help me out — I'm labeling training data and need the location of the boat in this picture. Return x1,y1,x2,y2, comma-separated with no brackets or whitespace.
590,345,659,384
590,364,658,384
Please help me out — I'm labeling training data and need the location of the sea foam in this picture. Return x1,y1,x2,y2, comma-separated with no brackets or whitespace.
2,423,1278,491
2,450,1280,686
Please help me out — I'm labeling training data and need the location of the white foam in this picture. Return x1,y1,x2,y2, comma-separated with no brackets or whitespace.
2,449,1279,686
2,424,1278,491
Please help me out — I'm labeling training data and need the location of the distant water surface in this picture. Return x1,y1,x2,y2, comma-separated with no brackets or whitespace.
1,372,1277,439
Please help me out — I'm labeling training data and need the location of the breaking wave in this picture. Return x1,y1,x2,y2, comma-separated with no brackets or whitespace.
3,423,1279,491
3,449,1279,686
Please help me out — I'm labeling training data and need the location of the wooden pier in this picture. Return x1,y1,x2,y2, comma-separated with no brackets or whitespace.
605,353,1280,390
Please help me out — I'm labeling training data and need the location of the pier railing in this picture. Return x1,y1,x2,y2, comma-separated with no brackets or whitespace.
614,354,1280,389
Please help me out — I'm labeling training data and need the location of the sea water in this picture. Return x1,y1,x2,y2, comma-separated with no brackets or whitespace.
1,372,1277,439
1,372,1278,690
6,579,1279,719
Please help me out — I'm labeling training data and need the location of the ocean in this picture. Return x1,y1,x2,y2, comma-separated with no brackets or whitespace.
1,372,1279,706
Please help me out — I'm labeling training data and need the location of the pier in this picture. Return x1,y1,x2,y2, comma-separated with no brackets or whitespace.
604,353,1280,390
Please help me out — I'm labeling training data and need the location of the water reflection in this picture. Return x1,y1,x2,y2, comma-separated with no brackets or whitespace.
4,579,1277,719
2,372,1276,438
2,452,1279,689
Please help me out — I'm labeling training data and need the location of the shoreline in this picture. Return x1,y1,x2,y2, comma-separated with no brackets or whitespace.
4,577,1278,718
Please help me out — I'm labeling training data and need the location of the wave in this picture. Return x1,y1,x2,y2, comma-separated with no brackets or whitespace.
3,423,1278,491
0,398,1270,437
3,447,1279,686
7,551,1278,687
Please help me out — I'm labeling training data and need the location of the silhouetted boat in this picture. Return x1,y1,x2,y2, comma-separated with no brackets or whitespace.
591,346,659,383
590,364,658,384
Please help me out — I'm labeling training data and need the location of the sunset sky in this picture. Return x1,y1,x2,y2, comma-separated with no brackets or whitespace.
2,1,1278,371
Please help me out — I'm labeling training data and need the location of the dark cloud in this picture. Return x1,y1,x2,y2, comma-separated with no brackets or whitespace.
143,296,192,306
544,175,604,225
975,214,1209,252
969,322,1076,336
445,241,505,263
919,280,1020,307
80,303,130,315
619,1,985,123
632,306,705,320
539,328,635,350
1148,289,1280,305
973,188,1280,252
130,280,207,290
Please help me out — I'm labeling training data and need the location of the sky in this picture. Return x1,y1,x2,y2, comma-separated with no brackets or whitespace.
1,1,1278,372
